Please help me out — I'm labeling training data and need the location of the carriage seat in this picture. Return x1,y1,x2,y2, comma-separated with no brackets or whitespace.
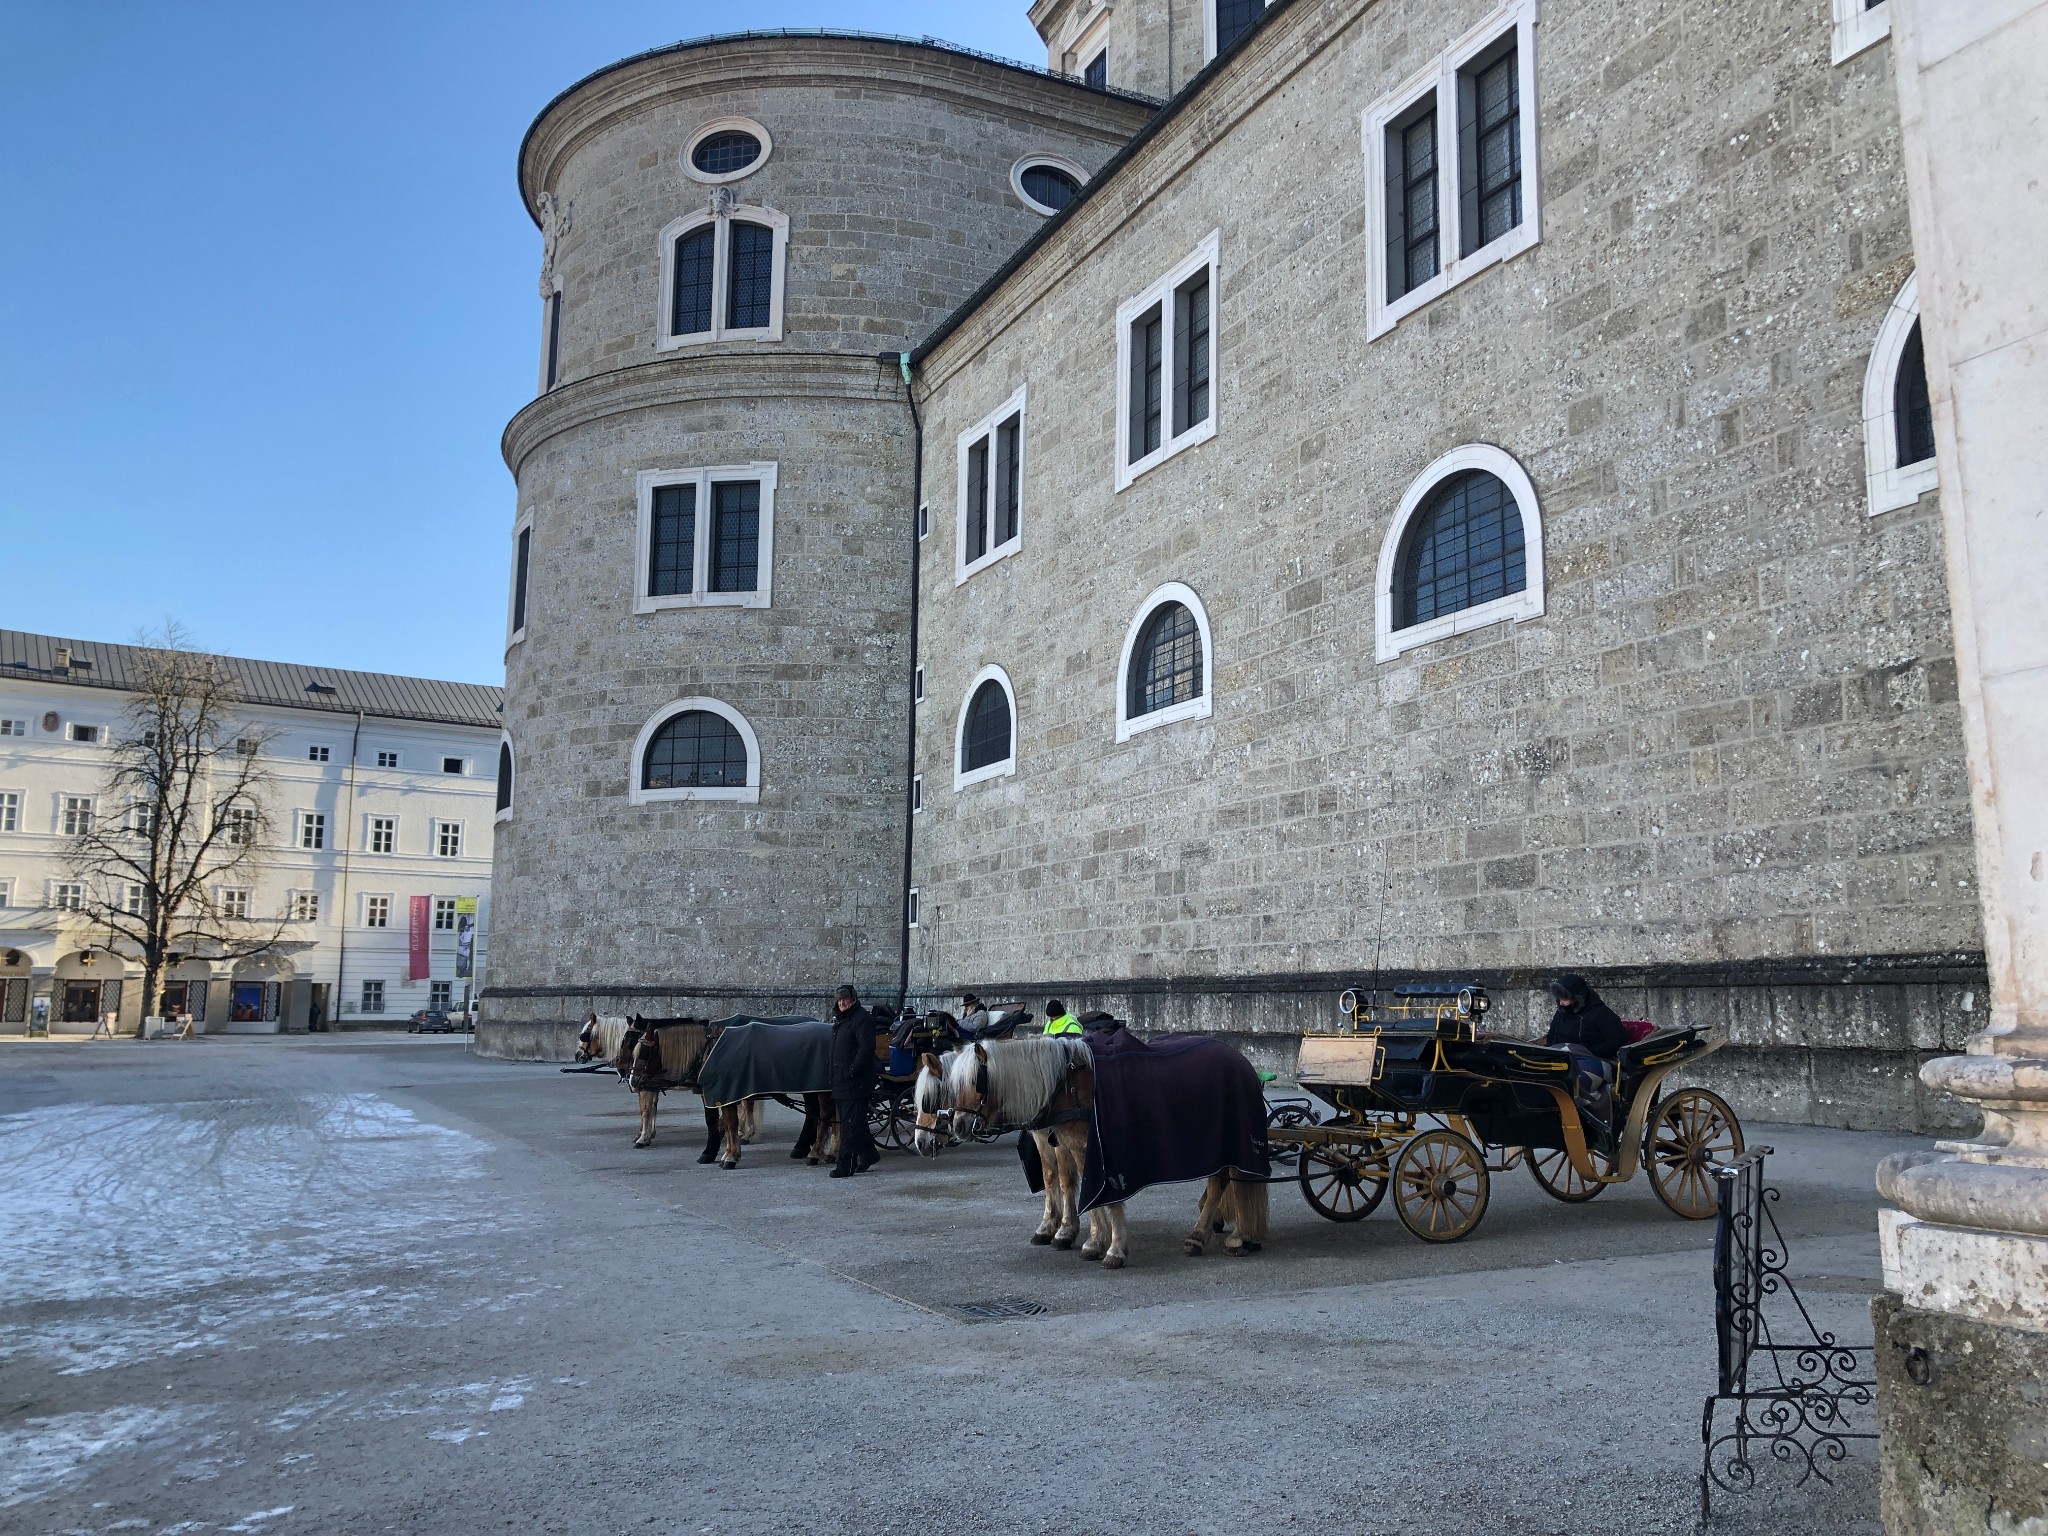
1616,1026,1697,1073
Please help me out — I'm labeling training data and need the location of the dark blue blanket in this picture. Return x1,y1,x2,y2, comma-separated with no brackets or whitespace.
696,1016,832,1106
1069,1029,1271,1212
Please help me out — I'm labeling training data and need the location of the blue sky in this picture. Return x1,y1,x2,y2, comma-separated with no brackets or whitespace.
0,2,1043,685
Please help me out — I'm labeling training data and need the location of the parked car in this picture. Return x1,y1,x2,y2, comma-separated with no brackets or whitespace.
408,1009,457,1034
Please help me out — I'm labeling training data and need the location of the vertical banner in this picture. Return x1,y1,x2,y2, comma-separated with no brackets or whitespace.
409,895,431,980
455,897,477,979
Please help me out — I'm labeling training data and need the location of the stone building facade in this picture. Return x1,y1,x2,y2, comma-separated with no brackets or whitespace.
485,3,1984,1130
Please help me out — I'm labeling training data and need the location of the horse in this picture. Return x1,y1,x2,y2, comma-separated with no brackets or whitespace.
613,1016,816,1164
576,1012,632,1065
911,1035,1268,1268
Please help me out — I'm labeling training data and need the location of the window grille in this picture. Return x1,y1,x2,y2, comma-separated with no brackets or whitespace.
1214,0,1265,54
496,742,513,813
545,289,562,389
1172,274,1211,437
692,130,761,176
962,681,1012,772
1084,51,1107,89
995,416,1021,545
727,221,775,330
369,816,396,854
1128,603,1204,718
430,980,453,1011
512,525,532,631
1019,164,1079,211
966,437,990,563
1129,304,1164,463
644,711,749,791
1894,320,1935,466
710,480,761,592
649,483,696,596
671,225,715,336
1397,469,1527,628
1460,46,1521,256
1387,103,1440,301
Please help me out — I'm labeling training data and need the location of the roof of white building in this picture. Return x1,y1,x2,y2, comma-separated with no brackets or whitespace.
0,630,505,731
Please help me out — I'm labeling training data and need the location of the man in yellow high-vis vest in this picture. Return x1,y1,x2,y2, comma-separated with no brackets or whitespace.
1042,999,1081,1037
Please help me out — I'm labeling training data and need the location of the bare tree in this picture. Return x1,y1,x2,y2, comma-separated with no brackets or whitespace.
66,626,289,1033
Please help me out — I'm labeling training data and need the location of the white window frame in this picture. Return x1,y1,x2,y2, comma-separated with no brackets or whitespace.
52,881,86,912
508,510,535,647
911,774,924,814
1362,0,1541,341
1376,444,1546,662
655,205,789,349
495,734,516,824
362,893,393,929
433,820,465,859
1204,0,1276,59
366,815,397,854
296,810,327,851
1832,0,1890,63
955,385,1028,584
59,794,96,836
628,697,763,806
307,744,331,763
538,275,564,395
218,886,251,920
375,751,400,769
1115,582,1216,742
633,463,780,613
0,877,13,908
913,666,926,704
360,978,386,1015
0,719,28,737
1116,231,1222,491
433,897,458,932
66,721,104,744
682,117,773,186
122,883,146,917
220,805,256,847
289,890,320,922
0,788,19,834
916,502,930,541
440,756,471,776
1863,272,1939,517
1010,156,1088,217
429,979,454,1011
953,665,1019,791
907,887,921,929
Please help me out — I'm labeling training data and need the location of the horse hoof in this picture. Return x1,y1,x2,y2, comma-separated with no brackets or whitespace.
1227,1241,1262,1256
1029,1233,1053,1246
1051,1235,1075,1251
720,1160,737,1170
1080,1249,1104,1262
1183,1239,1206,1257
696,1151,717,1164
1102,1254,1126,1270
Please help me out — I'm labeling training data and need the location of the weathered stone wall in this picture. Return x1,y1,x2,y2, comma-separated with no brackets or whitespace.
905,0,1982,1126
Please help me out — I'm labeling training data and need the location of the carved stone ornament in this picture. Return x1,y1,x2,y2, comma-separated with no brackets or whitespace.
537,191,573,297
708,186,737,219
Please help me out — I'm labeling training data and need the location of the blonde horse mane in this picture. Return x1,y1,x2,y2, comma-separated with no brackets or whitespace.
940,1035,1088,1124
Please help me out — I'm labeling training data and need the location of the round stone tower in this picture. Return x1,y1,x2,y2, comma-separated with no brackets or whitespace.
484,32,1151,1044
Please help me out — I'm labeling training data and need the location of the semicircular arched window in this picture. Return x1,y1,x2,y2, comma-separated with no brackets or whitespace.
643,709,748,791
1397,469,1527,629
1019,163,1080,213
961,680,1012,773
1127,602,1203,720
692,129,761,177
495,741,513,814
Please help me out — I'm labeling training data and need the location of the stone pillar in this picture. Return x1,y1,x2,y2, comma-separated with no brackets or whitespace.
1874,4,2048,1532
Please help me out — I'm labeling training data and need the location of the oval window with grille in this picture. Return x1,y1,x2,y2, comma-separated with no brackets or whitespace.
1013,159,1083,215
692,130,760,176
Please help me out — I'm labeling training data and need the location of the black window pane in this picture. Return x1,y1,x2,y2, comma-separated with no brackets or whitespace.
1388,106,1438,302
1460,48,1521,256
710,480,760,593
727,220,774,330
512,525,531,632
1173,272,1210,436
1398,470,1527,628
495,742,513,813
1084,50,1107,89
1020,164,1080,211
545,290,562,389
966,437,989,562
649,483,696,596
672,225,714,335
1128,602,1204,719
643,710,749,790
1130,305,1163,463
692,130,761,176
1895,319,1936,466
996,417,1021,545
962,681,1012,772
1215,0,1263,53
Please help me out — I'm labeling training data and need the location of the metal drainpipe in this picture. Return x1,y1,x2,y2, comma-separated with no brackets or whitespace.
886,351,924,1014
330,708,363,1032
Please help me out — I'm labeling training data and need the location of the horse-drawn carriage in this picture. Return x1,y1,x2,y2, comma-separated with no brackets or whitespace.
1265,984,1743,1242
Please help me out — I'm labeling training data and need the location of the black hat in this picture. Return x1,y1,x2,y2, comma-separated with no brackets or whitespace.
1044,998,1066,1017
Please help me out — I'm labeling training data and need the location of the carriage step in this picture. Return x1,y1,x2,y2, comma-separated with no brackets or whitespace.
948,1296,1050,1322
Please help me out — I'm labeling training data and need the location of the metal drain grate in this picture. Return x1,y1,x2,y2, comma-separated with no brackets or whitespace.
949,1296,1050,1321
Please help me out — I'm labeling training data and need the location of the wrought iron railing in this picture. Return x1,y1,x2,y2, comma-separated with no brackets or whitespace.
1699,1147,1876,1517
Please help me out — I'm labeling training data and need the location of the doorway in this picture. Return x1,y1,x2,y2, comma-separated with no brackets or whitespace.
61,979,103,1024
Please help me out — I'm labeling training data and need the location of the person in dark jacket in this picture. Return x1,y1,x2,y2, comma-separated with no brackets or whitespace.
828,985,881,1177
1545,974,1627,1127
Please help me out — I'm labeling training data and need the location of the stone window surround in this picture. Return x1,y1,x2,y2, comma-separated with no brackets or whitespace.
628,696,763,806
955,385,1028,584
1010,156,1089,217
907,886,921,929
1864,272,1939,516
1114,581,1216,742
1374,442,1546,663
1361,0,1542,342
953,664,1019,791
1057,3,1112,78
911,773,924,814
1832,0,1890,65
681,117,774,187
1204,0,1275,61
632,463,780,613
655,204,790,349
507,508,534,649
495,733,515,824
1115,230,1222,491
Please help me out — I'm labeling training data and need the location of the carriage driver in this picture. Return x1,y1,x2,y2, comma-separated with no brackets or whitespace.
829,984,882,1179
1042,999,1082,1038
958,994,992,1040
1544,974,1628,1128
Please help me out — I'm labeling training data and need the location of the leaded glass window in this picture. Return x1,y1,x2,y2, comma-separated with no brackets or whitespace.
1020,164,1080,212
1215,0,1265,54
1084,51,1107,89
1460,46,1521,256
1128,603,1203,719
966,437,989,563
671,225,715,336
995,416,1021,546
649,483,695,596
1173,272,1210,437
1397,470,1527,628
495,742,513,813
1129,303,1163,463
1386,103,1439,302
512,525,531,632
692,130,761,176
644,710,748,790
1895,319,1934,466
727,221,774,330
962,681,1012,773
710,480,760,593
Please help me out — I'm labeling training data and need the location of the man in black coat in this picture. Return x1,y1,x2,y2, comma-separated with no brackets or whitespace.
1545,974,1628,1128
828,984,881,1178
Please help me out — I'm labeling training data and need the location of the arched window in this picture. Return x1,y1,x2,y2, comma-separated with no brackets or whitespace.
1116,583,1214,741
954,667,1017,789
658,207,788,347
629,698,761,804
1375,444,1544,662
494,738,514,818
1863,273,1939,515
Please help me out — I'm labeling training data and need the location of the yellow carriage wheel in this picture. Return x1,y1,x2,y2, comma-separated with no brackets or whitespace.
1526,1146,1608,1202
1297,1139,1389,1222
1391,1129,1490,1242
1645,1087,1744,1219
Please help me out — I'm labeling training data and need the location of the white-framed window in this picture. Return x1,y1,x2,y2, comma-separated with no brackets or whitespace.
508,513,534,645
363,894,392,929
297,811,326,851
376,751,400,769
1115,583,1215,742
0,877,12,907
1363,0,1540,340
956,386,1027,583
907,887,921,929
219,887,251,919
1116,232,1220,490
1832,0,1890,63
308,744,331,763
1375,443,1546,662
633,464,778,612
53,881,85,912
0,789,19,833
433,897,457,932
67,722,102,744
441,757,468,775
656,204,789,348
60,795,95,835
234,736,260,757
129,801,158,839
954,666,1018,790
360,979,386,1014
1207,0,1275,59
429,980,453,1011
541,281,564,393
682,117,773,186
913,666,926,704
0,719,27,736
916,503,930,542
911,774,924,814
290,890,320,922
629,698,762,806
123,883,147,917
495,737,515,823
220,805,256,846
434,820,464,858
1863,272,1939,516
1010,156,1086,216
368,815,397,855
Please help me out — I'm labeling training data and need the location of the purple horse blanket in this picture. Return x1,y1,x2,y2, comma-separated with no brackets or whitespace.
1025,1028,1268,1212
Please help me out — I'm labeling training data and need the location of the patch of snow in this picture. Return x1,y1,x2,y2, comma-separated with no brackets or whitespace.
0,1405,187,1508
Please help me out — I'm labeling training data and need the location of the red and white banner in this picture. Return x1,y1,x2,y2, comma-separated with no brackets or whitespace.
409,895,431,981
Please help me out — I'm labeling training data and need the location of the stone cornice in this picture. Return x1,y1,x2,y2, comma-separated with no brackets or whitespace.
518,31,1157,225
500,350,908,475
